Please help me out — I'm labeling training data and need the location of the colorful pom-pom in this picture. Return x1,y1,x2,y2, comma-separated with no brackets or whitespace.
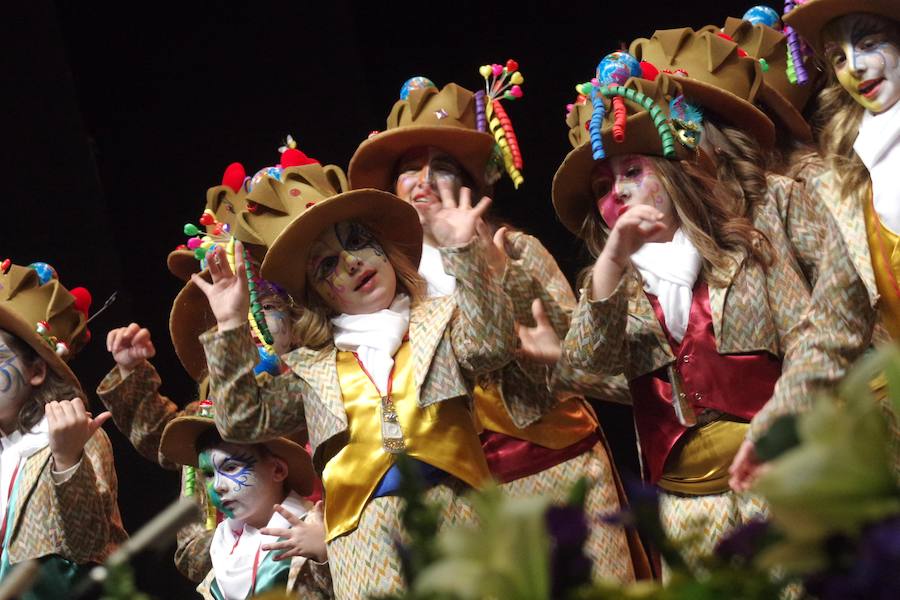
640,61,660,81
221,162,246,194
0,259,10,274
28,262,58,285
597,52,642,87
70,287,92,316
743,5,781,28
280,148,318,168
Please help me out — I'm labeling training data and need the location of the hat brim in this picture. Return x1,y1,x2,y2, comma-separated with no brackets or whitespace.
160,416,315,496
167,250,201,282
0,306,81,393
348,126,496,193
261,189,423,302
169,272,218,382
758,84,813,143
784,0,900,54
674,77,776,148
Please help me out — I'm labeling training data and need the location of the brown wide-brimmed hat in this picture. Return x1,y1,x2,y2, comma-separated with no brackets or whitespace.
784,0,900,55
261,189,422,302
0,262,90,391
160,406,315,496
552,74,707,236
348,82,498,194
720,16,817,142
630,27,776,148
168,163,253,281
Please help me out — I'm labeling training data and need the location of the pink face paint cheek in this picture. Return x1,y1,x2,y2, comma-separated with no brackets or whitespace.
598,195,621,229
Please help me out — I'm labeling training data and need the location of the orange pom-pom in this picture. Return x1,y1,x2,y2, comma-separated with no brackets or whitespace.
70,287,92,316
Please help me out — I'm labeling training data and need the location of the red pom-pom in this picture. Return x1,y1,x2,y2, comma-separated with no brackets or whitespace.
70,287,92,316
640,61,659,81
280,148,319,168
221,162,246,193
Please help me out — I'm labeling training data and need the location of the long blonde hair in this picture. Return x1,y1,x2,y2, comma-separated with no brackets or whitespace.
702,118,771,218
290,222,426,349
579,155,770,289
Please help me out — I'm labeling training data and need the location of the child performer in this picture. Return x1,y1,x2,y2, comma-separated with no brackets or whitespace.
533,73,855,567
193,184,514,599
159,400,327,598
348,73,647,582
0,261,126,597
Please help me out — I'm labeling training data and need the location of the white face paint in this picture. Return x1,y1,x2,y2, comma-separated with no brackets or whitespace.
199,442,285,528
824,13,900,113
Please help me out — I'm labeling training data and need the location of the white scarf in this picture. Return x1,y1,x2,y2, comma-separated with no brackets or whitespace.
855,99,900,232
630,229,702,343
418,243,456,298
209,491,309,600
0,417,49,521
331,294,410,393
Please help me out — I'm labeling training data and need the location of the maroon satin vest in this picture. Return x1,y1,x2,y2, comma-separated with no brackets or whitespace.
630,282,782,483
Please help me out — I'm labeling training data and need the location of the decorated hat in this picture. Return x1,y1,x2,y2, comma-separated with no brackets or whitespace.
630,27,776,147
0,261,92,390
260,188,422,303
168,163,252,282
552,71,705,236
783,0,900,55
720,7,819,141
349,60,526,193
160,399,315,496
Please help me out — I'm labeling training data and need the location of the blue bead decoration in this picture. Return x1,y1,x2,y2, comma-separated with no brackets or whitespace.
596,52,642,86
743,5,780,28
399,76,436,100
28,262,58,285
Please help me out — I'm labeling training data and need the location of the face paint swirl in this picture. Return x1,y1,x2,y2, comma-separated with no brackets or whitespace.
199,448,259,520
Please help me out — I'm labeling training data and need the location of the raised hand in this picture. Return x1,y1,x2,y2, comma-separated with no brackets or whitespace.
516,299,562,365
476,221,509,278
592,204,668,300
107,323,156,378
190,242,250,331
428,181,493,248
47,397,112,472
260,501,327,562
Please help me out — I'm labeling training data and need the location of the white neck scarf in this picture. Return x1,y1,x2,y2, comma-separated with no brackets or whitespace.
331,294,411,393
630,229,702,343
855,100,900,232
418,243,456,298
0,417,49,520
209,491,310,600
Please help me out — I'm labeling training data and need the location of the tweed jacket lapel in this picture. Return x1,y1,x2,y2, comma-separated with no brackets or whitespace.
8,447,50,549
814,170,878,306
409,296,455,391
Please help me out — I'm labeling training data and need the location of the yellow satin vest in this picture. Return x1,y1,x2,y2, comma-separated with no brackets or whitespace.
657,420,748,496
473,385,598,449
321,341,491,540
865,196,900,340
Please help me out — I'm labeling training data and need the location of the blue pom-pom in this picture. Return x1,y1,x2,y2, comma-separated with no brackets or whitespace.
743,5,780,28
28,262,58,285
253,346,281,376
596,52,642,86
400,76,436,100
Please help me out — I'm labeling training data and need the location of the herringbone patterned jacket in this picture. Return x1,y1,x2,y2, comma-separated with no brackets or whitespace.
555,190,874,442
7,427,127,565
202,241,516,474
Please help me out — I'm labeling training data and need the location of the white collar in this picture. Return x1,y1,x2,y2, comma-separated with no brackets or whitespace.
418,243,457,298
331,294,410,393
209,491,310,600
0,417,49,521
855,101,900,232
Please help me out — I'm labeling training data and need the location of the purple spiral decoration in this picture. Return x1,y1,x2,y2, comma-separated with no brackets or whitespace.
590,91,606,160
783,1,809,84
475,90,487,132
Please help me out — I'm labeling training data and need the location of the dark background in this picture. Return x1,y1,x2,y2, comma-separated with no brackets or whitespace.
7,0,759,596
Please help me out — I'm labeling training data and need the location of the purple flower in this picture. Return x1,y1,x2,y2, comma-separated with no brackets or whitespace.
715,519,771,562
545,505,592,596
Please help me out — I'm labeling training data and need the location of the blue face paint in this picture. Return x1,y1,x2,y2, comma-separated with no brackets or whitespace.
0,340,26,404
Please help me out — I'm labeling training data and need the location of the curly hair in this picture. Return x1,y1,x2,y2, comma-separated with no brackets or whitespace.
578,155,771,289
702,118,771,218
0,331,81,434
290,221,426,349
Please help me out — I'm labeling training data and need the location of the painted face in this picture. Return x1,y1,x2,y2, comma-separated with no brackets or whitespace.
0,331,32,427
307,221,397,315
394,147,465,230
259,292,292,355
199,443,284,527
824,14,900,113
591,155,678,234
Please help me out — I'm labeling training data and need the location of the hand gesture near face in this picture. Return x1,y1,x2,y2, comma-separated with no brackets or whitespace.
191,242,249,331
428,181,493,248
515,299,561,365
107,323,155,378
591,205,667,300
47,397,112,472
260,500,327,562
